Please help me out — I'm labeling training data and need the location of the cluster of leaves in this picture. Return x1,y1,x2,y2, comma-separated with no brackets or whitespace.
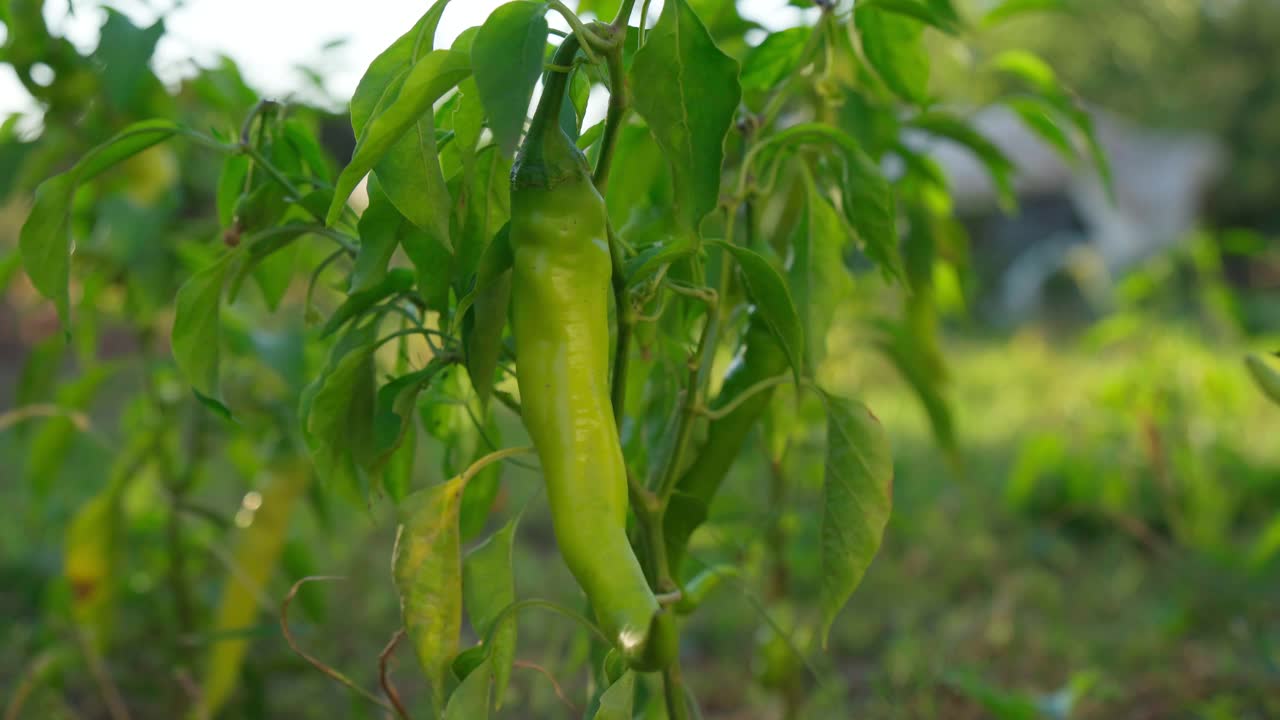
4,0,1110,717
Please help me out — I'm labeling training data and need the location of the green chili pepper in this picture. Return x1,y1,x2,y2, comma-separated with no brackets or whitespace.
509,35,675,672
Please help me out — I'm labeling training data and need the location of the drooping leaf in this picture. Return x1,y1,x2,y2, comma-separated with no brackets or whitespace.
1246,354,1280,407
443,656,491,719
630,0,741,232
1003,96,1075,161
818,395,893,646
463,519,518,708
320,268,415,339
19,119,182,327
983,0,1066,27
739,27,810,94
757,124,902,278
172,253,235,415
302,328,380,500
910,111,1016,211
349,0,455,245
855,6,930,104
463,224,513,406
592,671,636,720
711,241,804,384
393,477,466,714
328,50,471,226
471,1,550,157
790,170,853,371
859,0,962,34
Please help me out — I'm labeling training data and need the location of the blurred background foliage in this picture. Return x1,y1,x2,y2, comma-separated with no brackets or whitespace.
1,0,1278,719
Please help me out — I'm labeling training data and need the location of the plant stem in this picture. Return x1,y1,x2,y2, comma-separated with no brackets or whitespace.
609,224,632,430
593,44,628,194
612,0,639,28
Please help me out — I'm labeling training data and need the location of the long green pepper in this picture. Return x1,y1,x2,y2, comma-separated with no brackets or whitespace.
509,36,675,671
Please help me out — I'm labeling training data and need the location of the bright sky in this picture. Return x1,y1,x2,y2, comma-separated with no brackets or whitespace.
0,0,816,122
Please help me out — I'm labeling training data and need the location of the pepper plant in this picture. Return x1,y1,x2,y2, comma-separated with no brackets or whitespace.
8,0,1108,717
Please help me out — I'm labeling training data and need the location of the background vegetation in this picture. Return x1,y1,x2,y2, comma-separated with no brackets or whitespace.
2,0,1278,718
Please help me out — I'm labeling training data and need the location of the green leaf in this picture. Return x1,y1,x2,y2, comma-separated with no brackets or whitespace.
282,118,333,182
19,173,75,327
328,49,472,226
216,154,251,228
739,27,810,94
989,50,1113,200
1246,354,1280,407
631,0,741,232
172,253,235,412
351,184,402,294
592,671,636,720
381,407,417,502
711,241,804,384
362,176,452,313
321,268,415,338
791,170,853,371
443,655,491,720
873,316,955,450
463,519,518,709
349,1,455,245
910,111,1016,211
19,119,182,327
859,0,962,34
623,236,697,286
303,331,379,499
463,224,513,407
818,395,893,647
855,6,930,104
452,146,513,296
1003,96,1074,161
989,49,1057,95
26,364,117,494
758,124,902,278
394,478,466,714
93,9,165,112
373,363,447,463
982,0,1066,27
471,1,550,157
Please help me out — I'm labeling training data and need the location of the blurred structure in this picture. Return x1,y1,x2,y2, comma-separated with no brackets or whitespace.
926,107,1224,324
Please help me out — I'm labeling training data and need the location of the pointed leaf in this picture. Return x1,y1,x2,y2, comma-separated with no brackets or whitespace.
983,0,1066,27
791,171,853,371
630,0,741,232
1246,354,1280,407
740,27,810,94
471,1,549,157
443,656,491,720
910,111,1016,211
328,49,471,226
172,253,234,410
463,519,518,708
303,332,379,499
19,173,75,326
818,395,893,647
394,477,466,714
855,6,930,104
592,671,636,720
464,224,513,406
711,241,804,384
320,267,415,338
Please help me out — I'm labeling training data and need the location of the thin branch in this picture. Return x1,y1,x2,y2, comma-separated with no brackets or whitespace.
279,576,396,713
378,629,412,720
514,660,579,715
